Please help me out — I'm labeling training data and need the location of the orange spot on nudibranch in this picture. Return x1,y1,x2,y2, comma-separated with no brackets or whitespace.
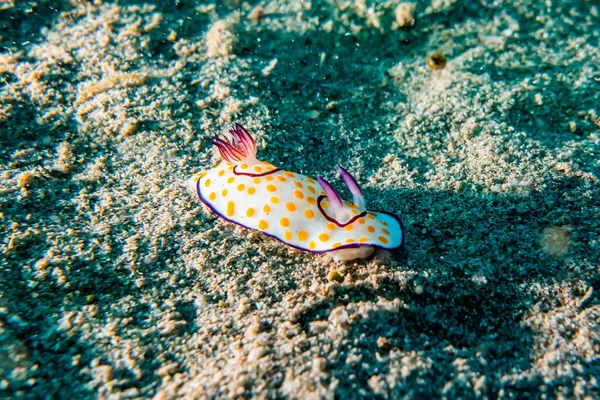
248,187,256,195
280,217,290,227
246,208,255,217
294,180,303,188
327,223,336,230
382,228,390,235
332,242,341,248
284,171,295,178
284,231,292,241
307,197,316,205
258,220,269,230
227,201,235,217
367,226,375,233
345,225,354,231
308,241,316,250
271,196,279,204
357,218,366,224
286,202,296,212
209,192,216,201
241,163,248,169
305,209,314,219
359,237,368,243
294,190,304,200
345,238,355,243
318,233,329,242
254,165,262,172
298,230,308,241
204,179,211,187
266,184,277,192
276,176,286,182
222,189,228,196
263,204,271,213
265,176,274,181
227,177,234,184
253,178,261,184
218,170,225,177
237,183,245,191
379,236,389,244
307,186,317,194
307,177,316,184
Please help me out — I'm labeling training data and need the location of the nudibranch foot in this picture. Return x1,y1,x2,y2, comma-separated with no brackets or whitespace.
189,123,405,261
330,246,376,261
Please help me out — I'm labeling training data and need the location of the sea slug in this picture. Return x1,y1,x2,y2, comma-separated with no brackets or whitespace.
188,123,404,261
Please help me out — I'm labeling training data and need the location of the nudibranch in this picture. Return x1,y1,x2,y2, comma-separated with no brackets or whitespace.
188,123,404,261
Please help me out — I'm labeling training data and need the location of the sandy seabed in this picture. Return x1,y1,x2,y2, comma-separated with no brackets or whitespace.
0,0,599,398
